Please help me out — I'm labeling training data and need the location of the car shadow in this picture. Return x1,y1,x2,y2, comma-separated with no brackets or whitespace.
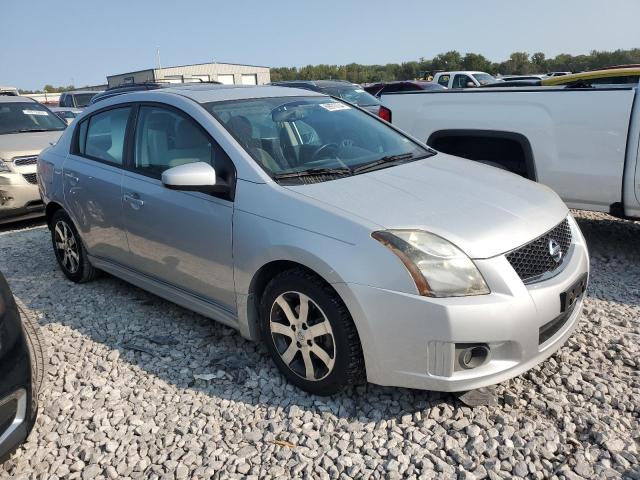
2,211,638,424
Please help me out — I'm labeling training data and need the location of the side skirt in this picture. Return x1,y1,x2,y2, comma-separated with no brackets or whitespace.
89,255,240,329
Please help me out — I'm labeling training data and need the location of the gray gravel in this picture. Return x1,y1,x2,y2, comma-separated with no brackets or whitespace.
0,211,638,479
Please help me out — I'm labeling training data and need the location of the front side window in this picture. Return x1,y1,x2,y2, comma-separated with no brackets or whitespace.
205,96,433,182
437,75,450,87
452,75,473,88
134,106,227,179
0,102,66,135
82,107,131,165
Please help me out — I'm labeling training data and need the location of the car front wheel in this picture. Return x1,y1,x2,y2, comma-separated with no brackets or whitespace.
260,268,365,395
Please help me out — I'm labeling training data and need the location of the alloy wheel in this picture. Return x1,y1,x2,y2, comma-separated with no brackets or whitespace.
269,291,336,381
54,220,80,274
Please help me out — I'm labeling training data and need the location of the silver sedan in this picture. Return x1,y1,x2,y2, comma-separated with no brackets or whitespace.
38,84,589,395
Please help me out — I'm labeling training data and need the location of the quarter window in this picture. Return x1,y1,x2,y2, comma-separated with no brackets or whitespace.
82,107,131,165
133,106,228,179
437,75,450,87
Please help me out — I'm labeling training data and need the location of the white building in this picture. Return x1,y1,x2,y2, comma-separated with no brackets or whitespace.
107,62,271,88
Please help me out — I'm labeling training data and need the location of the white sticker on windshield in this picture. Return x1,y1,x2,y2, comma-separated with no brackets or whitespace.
319,102,351,112
22,109,48,116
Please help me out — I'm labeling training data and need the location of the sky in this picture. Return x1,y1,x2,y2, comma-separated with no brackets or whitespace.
2,0,639,91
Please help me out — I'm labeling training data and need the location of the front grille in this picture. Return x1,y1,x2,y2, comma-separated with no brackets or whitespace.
506,218,572,283
13,155,38,166
22,173,38,184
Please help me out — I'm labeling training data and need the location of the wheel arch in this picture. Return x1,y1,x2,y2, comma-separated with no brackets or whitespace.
239,257,347,343
44,201,64,230
427,129,537,181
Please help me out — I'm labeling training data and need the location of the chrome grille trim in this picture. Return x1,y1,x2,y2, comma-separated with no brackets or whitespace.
13,156,38,166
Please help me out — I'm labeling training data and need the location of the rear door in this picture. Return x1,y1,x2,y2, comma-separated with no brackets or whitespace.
63,105,131,262
121,103,236,311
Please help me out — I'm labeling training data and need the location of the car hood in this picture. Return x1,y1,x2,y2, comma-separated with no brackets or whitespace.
0,130,63,160
285,154,568,259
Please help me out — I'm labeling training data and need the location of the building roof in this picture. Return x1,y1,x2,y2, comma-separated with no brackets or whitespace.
108,61,271,79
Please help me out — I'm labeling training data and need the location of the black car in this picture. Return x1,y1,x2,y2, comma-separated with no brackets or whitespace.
364,80,446,97
0,272,45,462
269,80,392,122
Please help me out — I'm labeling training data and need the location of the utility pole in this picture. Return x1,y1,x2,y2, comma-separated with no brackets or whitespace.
156,47,162,80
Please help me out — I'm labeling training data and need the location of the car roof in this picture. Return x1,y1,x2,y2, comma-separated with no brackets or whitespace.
271,80,358,88
0,95,36,103
160,84,323,103
437,71,487,76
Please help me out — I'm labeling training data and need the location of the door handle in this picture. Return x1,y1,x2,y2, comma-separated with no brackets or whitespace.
64,171,79,183
123,193,144,209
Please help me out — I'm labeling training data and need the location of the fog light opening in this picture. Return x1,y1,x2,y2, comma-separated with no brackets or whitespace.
457,344,490,370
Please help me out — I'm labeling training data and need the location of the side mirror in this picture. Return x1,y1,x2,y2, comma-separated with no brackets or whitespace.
161,162,229,194
466,81,476,88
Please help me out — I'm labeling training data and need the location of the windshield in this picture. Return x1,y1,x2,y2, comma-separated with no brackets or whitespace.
0,102,67,134
320,86,381,107
205,96,433,182
473,73,497,85
73,93,97,107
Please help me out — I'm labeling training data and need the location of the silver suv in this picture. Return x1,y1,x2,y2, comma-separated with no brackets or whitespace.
38,85,589,395
0,96,65,223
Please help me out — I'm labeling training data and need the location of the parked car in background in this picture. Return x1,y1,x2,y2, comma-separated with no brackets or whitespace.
541,66,640,87
269,80,392,121
0,87,18,97
364,80,445,97
379,83,640,219
58,90,103,109
49,107,82,125
0,271,46,462
432,71,499,88
39,84,589,395
546,71,571,77
0,96,66,223
499,75,546,81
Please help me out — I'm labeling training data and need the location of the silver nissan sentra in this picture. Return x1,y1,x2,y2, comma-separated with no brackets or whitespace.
38,84,589,395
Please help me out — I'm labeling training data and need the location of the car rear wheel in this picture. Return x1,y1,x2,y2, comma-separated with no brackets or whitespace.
260,268,365,395
50,210,98,283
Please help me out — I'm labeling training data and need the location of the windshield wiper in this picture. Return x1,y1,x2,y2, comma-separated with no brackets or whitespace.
273,167,353,180
352,153,421,174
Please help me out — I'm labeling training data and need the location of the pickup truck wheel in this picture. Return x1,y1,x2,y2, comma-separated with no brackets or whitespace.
50,210,98,283
260,268,365,395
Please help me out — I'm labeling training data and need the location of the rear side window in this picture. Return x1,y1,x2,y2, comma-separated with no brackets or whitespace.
80,107,131,165
133,105,231,179
437,75,450,87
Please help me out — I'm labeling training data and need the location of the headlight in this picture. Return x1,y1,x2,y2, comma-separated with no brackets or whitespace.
372,230,490,297
0,160,10,173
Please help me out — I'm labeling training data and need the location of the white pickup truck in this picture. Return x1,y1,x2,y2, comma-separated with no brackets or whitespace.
380,86,640,219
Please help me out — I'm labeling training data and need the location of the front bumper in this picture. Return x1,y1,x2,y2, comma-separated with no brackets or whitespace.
335,218,590,392
0,172,44,223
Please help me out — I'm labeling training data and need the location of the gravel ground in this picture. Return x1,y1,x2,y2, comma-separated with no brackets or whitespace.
0,211,638,480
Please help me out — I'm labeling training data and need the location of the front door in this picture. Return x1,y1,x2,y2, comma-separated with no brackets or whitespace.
63,106,131,263
121,104,236,311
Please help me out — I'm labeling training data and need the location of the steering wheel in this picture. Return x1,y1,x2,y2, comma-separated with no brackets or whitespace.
311,143,340,162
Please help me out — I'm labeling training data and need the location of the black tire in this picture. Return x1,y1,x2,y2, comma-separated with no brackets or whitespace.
50,210,98,283
259,268,365,395
16,301,46,416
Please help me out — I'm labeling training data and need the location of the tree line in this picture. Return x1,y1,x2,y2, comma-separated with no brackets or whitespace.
270,48,640,83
